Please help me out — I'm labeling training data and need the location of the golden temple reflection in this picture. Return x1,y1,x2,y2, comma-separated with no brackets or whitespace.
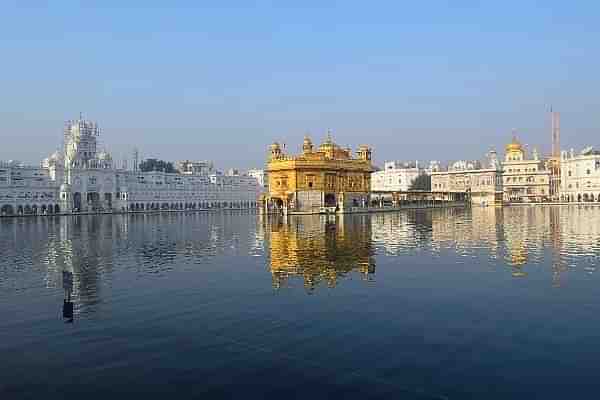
265,214,375,291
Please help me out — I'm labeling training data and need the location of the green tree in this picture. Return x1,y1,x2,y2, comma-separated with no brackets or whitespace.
409,173,431,191
139,158,176,173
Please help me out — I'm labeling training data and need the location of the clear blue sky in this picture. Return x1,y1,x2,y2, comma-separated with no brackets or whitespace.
1,1,599,169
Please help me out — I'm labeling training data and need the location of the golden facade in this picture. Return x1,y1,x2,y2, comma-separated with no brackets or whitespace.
265,134,373,213
264,215,375,290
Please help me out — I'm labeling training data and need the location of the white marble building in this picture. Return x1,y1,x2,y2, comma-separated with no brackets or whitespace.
502,137,551,202
0,161,60,215
560,147,600,202
0,117,261,216
247,169,267,192
371,161,423,192
431,151,504,206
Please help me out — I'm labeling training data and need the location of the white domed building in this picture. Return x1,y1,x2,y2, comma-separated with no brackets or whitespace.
1,116,261,216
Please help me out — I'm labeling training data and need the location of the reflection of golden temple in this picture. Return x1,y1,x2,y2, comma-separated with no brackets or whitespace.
266,215,375,290
511,268,528,278
265,134,373,214
508,245,528,267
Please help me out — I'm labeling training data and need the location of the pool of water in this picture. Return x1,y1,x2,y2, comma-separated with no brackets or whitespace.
1,206,599,399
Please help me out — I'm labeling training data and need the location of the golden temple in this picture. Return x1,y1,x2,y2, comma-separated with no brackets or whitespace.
264,133,373,214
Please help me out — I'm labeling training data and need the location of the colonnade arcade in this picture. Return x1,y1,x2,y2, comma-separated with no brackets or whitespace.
0,203,60,216
560,193,600,203
127,201,258,212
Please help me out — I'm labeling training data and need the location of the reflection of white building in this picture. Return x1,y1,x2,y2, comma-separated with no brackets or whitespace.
560,147,600,202
371,161,423,192
0,116,261,216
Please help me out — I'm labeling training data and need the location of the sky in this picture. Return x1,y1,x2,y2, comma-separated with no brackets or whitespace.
1,1,599,170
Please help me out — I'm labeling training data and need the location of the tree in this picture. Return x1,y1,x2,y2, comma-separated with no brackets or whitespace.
409,173,431,191
139,158,176,173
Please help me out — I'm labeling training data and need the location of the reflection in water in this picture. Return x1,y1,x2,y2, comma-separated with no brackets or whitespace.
1,207,600,320
263,215,375,291
3,207,600,398
0,211,264,321
426,206,600,285
62,270,73,323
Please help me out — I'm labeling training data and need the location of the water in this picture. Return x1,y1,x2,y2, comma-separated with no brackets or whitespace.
1,206,600,399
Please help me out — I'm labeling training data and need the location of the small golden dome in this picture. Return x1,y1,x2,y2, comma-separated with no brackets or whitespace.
506,135,523,152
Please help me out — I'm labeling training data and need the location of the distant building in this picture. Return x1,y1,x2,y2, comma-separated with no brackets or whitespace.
502,136,551,202
248,169,267,191
176,160,214,175
560,147,600,202
0,161,59,215
427,160,442,174
431,151,503,206
0,116,261,216
371,161,423,192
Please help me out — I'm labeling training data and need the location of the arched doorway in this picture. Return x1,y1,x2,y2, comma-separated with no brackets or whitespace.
41,205,47,214
1,205,14,216
17,205,23,215
73,192,82,211
87,192,100,210
24,205,32,214
54,204,60,214
104,193,112,209
578,194,582,202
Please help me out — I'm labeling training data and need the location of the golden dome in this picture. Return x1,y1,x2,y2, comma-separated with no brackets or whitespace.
506,135,523,152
